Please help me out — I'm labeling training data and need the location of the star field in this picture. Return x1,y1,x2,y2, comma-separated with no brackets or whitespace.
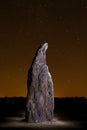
0,0,87,97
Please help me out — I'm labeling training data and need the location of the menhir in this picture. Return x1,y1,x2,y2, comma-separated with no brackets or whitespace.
25,43,54,123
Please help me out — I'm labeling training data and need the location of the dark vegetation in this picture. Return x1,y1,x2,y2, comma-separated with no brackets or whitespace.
0,97,87,122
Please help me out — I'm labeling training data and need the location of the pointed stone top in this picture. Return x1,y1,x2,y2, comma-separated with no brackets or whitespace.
38,43,48,55
41,43,48,51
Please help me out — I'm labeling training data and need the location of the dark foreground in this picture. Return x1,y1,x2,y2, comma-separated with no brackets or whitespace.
0,119,87,130
0,97,87,129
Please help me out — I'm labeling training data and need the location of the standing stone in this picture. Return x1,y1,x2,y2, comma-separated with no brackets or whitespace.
25,43,54,123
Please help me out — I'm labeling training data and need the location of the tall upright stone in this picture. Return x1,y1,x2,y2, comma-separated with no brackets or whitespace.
25,43,54,123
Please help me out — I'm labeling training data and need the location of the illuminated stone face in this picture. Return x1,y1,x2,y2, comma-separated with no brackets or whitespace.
25,43,54,123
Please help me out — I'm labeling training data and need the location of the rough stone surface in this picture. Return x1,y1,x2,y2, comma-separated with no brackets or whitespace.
25,43,54,123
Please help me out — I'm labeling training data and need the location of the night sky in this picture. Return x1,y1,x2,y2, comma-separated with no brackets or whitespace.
0,0,87,97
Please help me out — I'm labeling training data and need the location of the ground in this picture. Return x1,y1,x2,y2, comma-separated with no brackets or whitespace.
0,116,81,130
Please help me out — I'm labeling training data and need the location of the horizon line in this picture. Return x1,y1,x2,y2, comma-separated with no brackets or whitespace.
0,96,86,99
